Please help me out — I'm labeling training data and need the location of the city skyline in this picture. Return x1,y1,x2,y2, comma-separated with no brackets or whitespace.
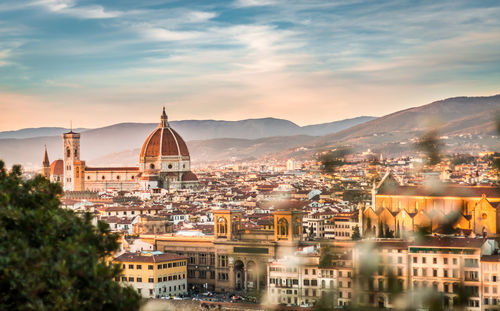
0,0,499,130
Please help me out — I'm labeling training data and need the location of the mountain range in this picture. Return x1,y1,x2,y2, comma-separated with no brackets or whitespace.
311,94,500,156
0,116,374,168
1,94,499,169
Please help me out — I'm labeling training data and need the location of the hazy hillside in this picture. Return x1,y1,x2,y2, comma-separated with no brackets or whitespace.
312,94,500,155
301,116,375,136
87,135,317,166
0,127,87,139
2,95,498,168
0,117,371,168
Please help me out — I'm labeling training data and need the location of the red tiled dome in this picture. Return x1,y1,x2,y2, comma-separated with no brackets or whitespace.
140,108,190,161
182,171,198,181
50,159,64,175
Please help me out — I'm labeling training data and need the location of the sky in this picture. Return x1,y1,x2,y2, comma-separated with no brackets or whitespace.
0,0,499,131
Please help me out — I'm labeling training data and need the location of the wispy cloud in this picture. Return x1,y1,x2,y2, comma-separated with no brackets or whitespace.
34,0,122,19
186,11,217,23
138,26,201,41
233,0,277,8
0,0,499,129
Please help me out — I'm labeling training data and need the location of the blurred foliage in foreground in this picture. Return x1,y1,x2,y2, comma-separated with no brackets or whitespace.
318,148,351,173
0,161,141,311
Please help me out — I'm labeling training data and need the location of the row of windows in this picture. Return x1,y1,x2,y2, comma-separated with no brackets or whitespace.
136,284,186,296
123,261,186,270
269,267,298,273
412,268,460,278
187,270,216,279
108,210,157,216
87,175,135,180
120,273,186,283
412,256,459,265
218,272,229,280
270,288,320,297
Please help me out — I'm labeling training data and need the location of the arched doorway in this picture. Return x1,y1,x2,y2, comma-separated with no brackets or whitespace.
234,260,244,290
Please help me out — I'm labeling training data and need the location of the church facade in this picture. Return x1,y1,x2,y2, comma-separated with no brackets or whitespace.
362,172,500,237
41,108,199,192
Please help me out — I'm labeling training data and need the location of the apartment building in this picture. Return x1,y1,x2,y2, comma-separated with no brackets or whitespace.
353,240,409,309
409,237,496,310
481,255,500,310
113,251,187,298
267,254,321,307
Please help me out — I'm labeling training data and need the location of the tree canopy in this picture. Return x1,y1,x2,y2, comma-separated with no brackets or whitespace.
0,161,141,311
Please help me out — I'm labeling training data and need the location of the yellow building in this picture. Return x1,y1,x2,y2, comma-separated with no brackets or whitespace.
113,251,187,298
363,172,500,237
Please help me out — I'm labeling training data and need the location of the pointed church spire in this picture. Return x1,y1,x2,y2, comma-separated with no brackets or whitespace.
43,145,50,166
159,107,169,128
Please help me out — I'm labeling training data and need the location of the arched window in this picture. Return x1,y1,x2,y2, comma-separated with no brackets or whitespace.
102,176,105,180
66,148,71,158
150,164,155,169
217,217,227,235
277,218,289,238
117,175,120,180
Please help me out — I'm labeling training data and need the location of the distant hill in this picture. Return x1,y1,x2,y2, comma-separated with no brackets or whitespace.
87,135,317,166
312,94,500,155
301,116,375,136
0,127,87,139
0,116,372,168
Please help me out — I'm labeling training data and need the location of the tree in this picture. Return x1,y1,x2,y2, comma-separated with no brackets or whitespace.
318,147,351,173
415,129,443,167
0,161,141,311
351,225,361,241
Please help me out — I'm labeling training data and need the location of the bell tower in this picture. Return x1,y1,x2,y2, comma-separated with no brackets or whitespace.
41,145,50,178
62,129,80,191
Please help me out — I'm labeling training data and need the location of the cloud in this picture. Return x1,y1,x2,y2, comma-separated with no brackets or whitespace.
233,0,277,8
34,0,122,19
139,27,201,41
0,50,9,66
186,11,217,23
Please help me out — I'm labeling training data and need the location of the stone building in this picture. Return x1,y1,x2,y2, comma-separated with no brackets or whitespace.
142,205,306,293
363,172,500,237
41,108,199,192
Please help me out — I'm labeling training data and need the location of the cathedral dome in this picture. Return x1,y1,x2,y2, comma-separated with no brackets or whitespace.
50,159,64,175
182,171,198,182
139,108,190,162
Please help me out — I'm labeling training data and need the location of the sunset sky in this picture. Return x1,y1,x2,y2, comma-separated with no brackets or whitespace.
0,0,499,130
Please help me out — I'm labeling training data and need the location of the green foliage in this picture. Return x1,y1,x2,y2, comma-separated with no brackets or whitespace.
318,148,351,173
415,130,443,167
343,189,368,203
351,225,361,241
0,161,141,311
319,244,334,268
